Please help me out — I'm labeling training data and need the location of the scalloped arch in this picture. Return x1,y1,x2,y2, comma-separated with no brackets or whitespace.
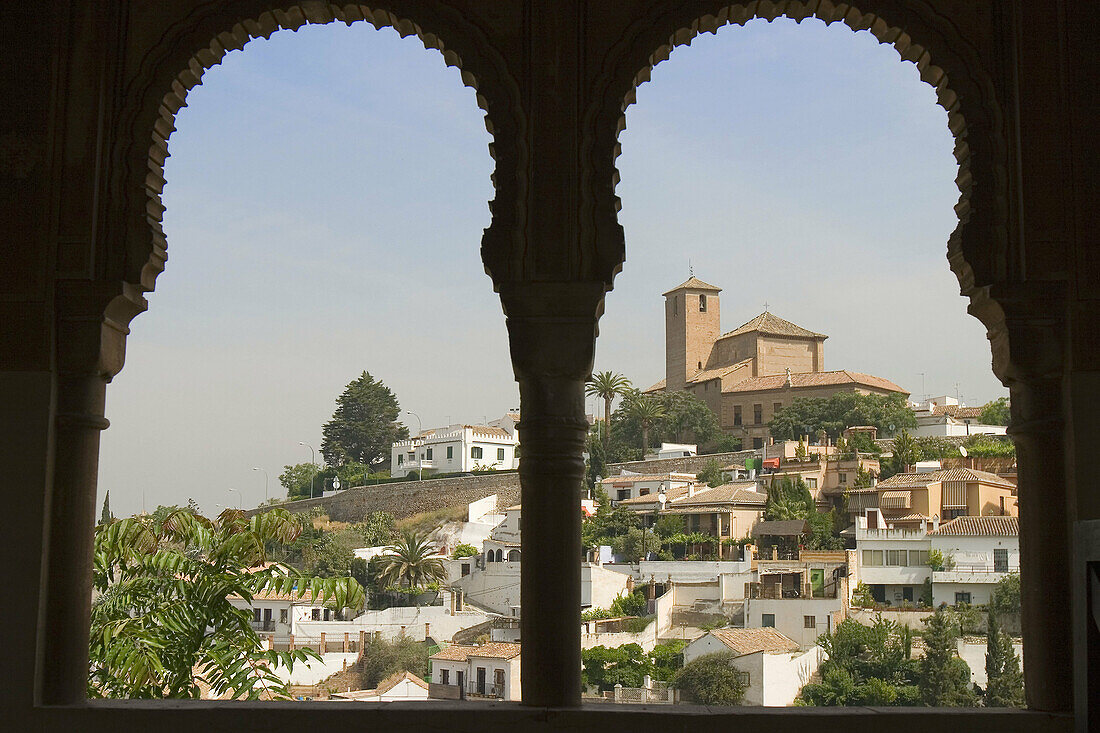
113,1,522,319
586,0,1013,379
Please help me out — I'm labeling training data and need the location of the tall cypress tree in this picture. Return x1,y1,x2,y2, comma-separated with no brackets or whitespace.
99,491,113,525
984,611,1025,707
919,607,978,706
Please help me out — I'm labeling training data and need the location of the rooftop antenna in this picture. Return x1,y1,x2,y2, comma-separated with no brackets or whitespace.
688,259,694,277
764,301,770,313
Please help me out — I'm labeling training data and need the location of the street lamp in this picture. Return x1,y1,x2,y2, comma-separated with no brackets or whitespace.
252,466,269,504
298,442,317,497
406,411,422,481
227,487,241,510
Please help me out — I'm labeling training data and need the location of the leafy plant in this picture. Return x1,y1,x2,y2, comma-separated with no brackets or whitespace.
376,530,446,590
919,607,978,706
989,572,1021,615
451,543,479,559
88,508,364,699
672,652,747,705
983,610,1024,707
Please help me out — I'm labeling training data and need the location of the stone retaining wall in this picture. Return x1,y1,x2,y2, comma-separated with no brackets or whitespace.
252,472,521,522
605,450,757,477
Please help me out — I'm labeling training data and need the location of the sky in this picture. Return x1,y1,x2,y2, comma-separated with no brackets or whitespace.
96,18,1005,517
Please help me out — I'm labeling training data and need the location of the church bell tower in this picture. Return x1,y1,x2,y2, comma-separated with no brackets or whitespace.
663,277,722,392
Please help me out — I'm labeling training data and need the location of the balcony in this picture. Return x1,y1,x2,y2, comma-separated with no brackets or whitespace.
250,620,276,632
467,683,505,699
933,565,1017,584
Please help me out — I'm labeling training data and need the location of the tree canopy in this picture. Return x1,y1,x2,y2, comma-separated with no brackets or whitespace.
769,393,916,441
797,616,920,706
919,607,978,706
376,530,446,590
983,610,1024,707
320,371,408,468
586,371,632,450
980,397,1011,426
89,507,364,699
606,388,721,461
672,652,748,705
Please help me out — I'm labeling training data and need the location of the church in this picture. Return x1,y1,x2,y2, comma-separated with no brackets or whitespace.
646,277,908,448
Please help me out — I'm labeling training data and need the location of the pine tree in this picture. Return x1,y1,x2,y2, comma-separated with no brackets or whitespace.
984,611,1025,707
919,607,978,706
99,491,113,525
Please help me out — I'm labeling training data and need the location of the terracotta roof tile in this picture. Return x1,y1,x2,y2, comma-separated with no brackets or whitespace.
719,311,826,340
643,378,666,394
468,642,521,659
708,627,801,655
663,277,722,295
720,369,907,395
687,359,753,385
928,516,1019,536
430,644,479,662
876,468,1015,490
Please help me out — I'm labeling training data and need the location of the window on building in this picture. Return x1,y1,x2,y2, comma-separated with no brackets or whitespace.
753,438,763,449
699,294,707,312
497,447,505,461
672,296,678,315
617,489,630,501
733,405,742,426
804,615,816,629
807,478,817,489
447,445,453,459
753,404,762,424
280,609,288,624
994,548,1009,573
461,563,470,577
887,550,906,566
471,446,483,459
442,669,450,685
762,614,775,627
955,592,972,605
910,550,929,566
312,608,321,621
253,609,262,623
773,402,783,415
639,488,650,496
426,447,433,460
902,587,914,602
397,454,403,465
838,473,847,484
862,549,884,566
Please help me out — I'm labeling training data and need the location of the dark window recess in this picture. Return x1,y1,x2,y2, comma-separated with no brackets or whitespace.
699,294,707,312
804,615,816,629
734,405,742,426
994,548,1009,573
498,447,505,461
753,438,764,449
426,448,433,460
447,446,453,459
472,446,483,459
762,614,775,627
754,404,762,424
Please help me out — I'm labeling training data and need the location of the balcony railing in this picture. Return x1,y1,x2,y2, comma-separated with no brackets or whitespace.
250,620,276,632
468,683,504,699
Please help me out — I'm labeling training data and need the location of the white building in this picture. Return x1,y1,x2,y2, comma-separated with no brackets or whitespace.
643,442,698,460
599,472,696,505
391,423,519,478
928,515,1020,606
909,396,1008,438
429,642,521,701
854,511,933,607
228,587,340,646
330,671,431,702
682,628,822,706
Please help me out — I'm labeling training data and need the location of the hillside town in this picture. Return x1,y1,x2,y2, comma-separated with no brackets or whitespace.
92,277,1023,707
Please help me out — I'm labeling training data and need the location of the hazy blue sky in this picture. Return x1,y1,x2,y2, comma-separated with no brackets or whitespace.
96,18,1005,517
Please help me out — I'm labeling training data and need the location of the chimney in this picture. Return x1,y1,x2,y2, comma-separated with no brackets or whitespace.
688,483,696,498
425,622,431,638
320,632,326,654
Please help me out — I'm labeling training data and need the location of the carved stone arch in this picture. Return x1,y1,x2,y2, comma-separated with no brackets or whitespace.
584,0,1015,381
107,0,524,338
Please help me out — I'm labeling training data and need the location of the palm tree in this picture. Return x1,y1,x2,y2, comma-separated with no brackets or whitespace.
585,371,632,449
625,393,667,454
377,530,447,591
891,429,921,473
